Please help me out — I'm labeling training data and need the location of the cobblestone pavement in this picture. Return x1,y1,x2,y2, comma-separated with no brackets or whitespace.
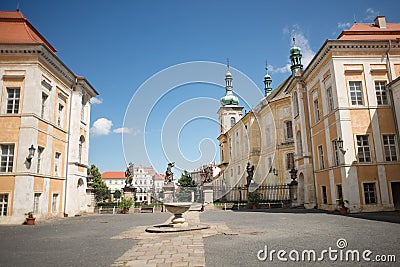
111,211,231,267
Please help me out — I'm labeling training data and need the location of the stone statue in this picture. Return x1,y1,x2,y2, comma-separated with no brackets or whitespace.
246,162,254,187
125,162,134,187
203,165,212,184
165,162,175,184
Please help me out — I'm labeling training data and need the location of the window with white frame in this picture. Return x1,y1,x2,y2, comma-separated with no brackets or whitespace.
6,88,20,114
237,165,240,175
356,135,371,163
332,140,340,166
383,135,397,161
230,168,233,177
285,121,293,139
327,87,334,112
296,131,303,156
363,183,377,204
54,152,61,175
375,81,388,105
314,99,320,122
41,92,48,119
57,103,64,127
1,144,14,173
33,193,41,214
229,138,232,158
51,193,59,213
349,81,363,105
0,193,9,216
236,132,239,157
318,145,324,169
37,147,44,174
293,91,299,117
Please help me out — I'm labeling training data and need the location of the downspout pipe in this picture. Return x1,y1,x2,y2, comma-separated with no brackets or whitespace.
63,77,77,217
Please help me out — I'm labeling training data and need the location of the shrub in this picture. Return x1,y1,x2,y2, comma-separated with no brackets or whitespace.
119,198,133,210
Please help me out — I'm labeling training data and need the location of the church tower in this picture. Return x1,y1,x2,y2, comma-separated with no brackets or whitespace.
263,63,272,96
218,63,243,135
290,37,303,75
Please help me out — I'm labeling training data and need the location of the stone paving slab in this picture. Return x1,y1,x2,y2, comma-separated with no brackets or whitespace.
111,211,231,267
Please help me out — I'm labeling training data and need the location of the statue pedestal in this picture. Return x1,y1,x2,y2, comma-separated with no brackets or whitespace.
203,183,213,206
123,187,136,200
163,184,174,203
248,182,258,193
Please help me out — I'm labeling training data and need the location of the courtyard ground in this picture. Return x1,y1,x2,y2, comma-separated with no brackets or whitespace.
0,209,398,266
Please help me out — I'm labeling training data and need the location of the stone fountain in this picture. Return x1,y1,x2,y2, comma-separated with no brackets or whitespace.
145,163,209,233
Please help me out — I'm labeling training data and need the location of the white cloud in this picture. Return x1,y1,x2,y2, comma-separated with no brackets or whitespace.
270,27,315,74
337,22,351,29
364,8,379,22
113,127,141,136
90,97,103,104
91,118,113,136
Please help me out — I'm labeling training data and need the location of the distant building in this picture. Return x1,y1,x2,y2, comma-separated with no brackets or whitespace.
0,11,98,224
152,173,165,200
101,172,125,193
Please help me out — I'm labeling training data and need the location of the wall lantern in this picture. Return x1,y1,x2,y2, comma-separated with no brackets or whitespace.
26,144,36,162
337,137,346,154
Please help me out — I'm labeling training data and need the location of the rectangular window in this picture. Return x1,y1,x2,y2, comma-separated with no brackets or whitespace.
7,88,20,114
285,121,293,139
375,81,388,105
33,193,41,214
57,104,64,127
349,81,363,105
336,184,343,201
332,140,340,166
363,183,376,204
1,145,14,172
0,194,9,216
357,135,371,163
286,153,294,170
37,147,44,174
41,93,48,119
52,193,59,213
383,135,397,161
314,99,320,122
237,165,240,175
327,87,334,112
318,145,324,169
230,168,233,177
322,186,327,204
55,152,61,175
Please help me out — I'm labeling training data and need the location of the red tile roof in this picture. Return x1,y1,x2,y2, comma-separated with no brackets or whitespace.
154,174,165,180
0,10,56,52
338,23,400,40
102,172,125,179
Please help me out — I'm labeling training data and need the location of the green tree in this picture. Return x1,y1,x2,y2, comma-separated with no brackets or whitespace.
176,170,196,202
88,164,110,202
177,170,195,187
114,190,122,199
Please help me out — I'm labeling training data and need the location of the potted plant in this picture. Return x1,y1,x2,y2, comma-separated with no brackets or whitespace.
337,198,349,215
248,192,262,209
25,211,36,225
119,198,133,214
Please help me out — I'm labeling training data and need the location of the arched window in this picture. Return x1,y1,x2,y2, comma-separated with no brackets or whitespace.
79,135,85,163
293,91,299,116
297,131,303,156
230,117,236,127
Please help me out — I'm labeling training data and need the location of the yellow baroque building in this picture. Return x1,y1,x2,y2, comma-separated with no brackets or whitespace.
0,11,98,224
218,16,400,212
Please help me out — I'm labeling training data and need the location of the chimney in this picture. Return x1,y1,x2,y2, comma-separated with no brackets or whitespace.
374,16,387,28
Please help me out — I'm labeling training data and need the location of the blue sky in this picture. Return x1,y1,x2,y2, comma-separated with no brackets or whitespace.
2,0,399,174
